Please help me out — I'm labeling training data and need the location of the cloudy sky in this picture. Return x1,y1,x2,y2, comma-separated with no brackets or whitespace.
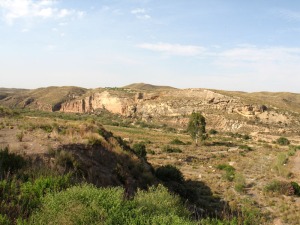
0,0,299,92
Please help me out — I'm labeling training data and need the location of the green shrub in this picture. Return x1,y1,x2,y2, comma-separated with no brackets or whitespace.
276,137,290,146
264,180,294,196
217,164,235,181
0,214,10,225
276,153,288,165
170,138,186,145
291,182,300,196
19,175,72,212
227,132,251,140
28,184,195,225
87,136,102,146
133,185,192,224
234,173,246,193
148,149,156,155
16,131,24,142
208,129,218,135
239,145,252,151
155,165,184,183
132,142,147,158
0,147,26,178
55,150,79,171
39,124,53,133
273,153,291,178
0,174,72,223
288,145,300,156
162,145,182,153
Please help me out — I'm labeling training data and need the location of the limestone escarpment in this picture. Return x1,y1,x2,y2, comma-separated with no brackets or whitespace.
59,88,298,133
60,91,135,114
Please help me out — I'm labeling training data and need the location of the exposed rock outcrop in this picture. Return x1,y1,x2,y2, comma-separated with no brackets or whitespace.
59,88,298,133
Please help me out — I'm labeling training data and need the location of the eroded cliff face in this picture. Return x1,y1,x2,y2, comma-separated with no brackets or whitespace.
59,88,297,133
60,91,135,114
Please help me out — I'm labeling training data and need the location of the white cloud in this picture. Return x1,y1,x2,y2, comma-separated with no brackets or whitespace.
0,0,85,24
131,7,151,20
36,7,53,18
58,8,71,18
136,14,151,20
137,42,206,56
131,8,146,14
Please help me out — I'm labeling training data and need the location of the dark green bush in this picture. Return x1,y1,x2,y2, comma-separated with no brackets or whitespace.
276,137,290,146
288,145,300,156
39,124,53,133
217,164,235,181
239,145,252,151
132,142,147,158
0,174,72,223
170,138,186,145
0,147,26,178
87,136,102,146
162,145,182,153
291,182,300,196
264,180,294,196
155,165,184,183
55,151,78,171
209,129,218,135
227,132,251,140
0,214,10,225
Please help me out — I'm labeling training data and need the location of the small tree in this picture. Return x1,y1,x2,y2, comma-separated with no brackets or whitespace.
187,111,206,145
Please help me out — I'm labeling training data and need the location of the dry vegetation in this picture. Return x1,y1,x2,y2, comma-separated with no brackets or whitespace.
104,120,300,224
1,97,300,224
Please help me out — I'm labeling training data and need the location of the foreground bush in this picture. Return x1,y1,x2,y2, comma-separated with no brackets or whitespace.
0,174,72,221
28,184,195,225
155,165,184,183
0,147,26,178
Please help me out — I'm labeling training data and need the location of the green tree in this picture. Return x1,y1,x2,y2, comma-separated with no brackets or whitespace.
187,112,206,145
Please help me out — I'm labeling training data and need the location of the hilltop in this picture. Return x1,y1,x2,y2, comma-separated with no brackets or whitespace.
123,82,176,91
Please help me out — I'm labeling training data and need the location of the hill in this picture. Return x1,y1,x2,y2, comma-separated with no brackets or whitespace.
0,86,87,111
123,82,177,91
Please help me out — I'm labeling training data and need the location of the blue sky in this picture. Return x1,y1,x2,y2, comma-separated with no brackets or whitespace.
0,0,300,92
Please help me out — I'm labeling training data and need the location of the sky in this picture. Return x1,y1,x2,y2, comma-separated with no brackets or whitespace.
0,0,300,92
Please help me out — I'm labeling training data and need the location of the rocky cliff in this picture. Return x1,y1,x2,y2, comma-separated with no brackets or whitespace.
59,87,299,133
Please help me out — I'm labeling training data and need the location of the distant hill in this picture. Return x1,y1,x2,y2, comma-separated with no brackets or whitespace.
123,83,176,91
0,86,87,111
0,88,29,100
